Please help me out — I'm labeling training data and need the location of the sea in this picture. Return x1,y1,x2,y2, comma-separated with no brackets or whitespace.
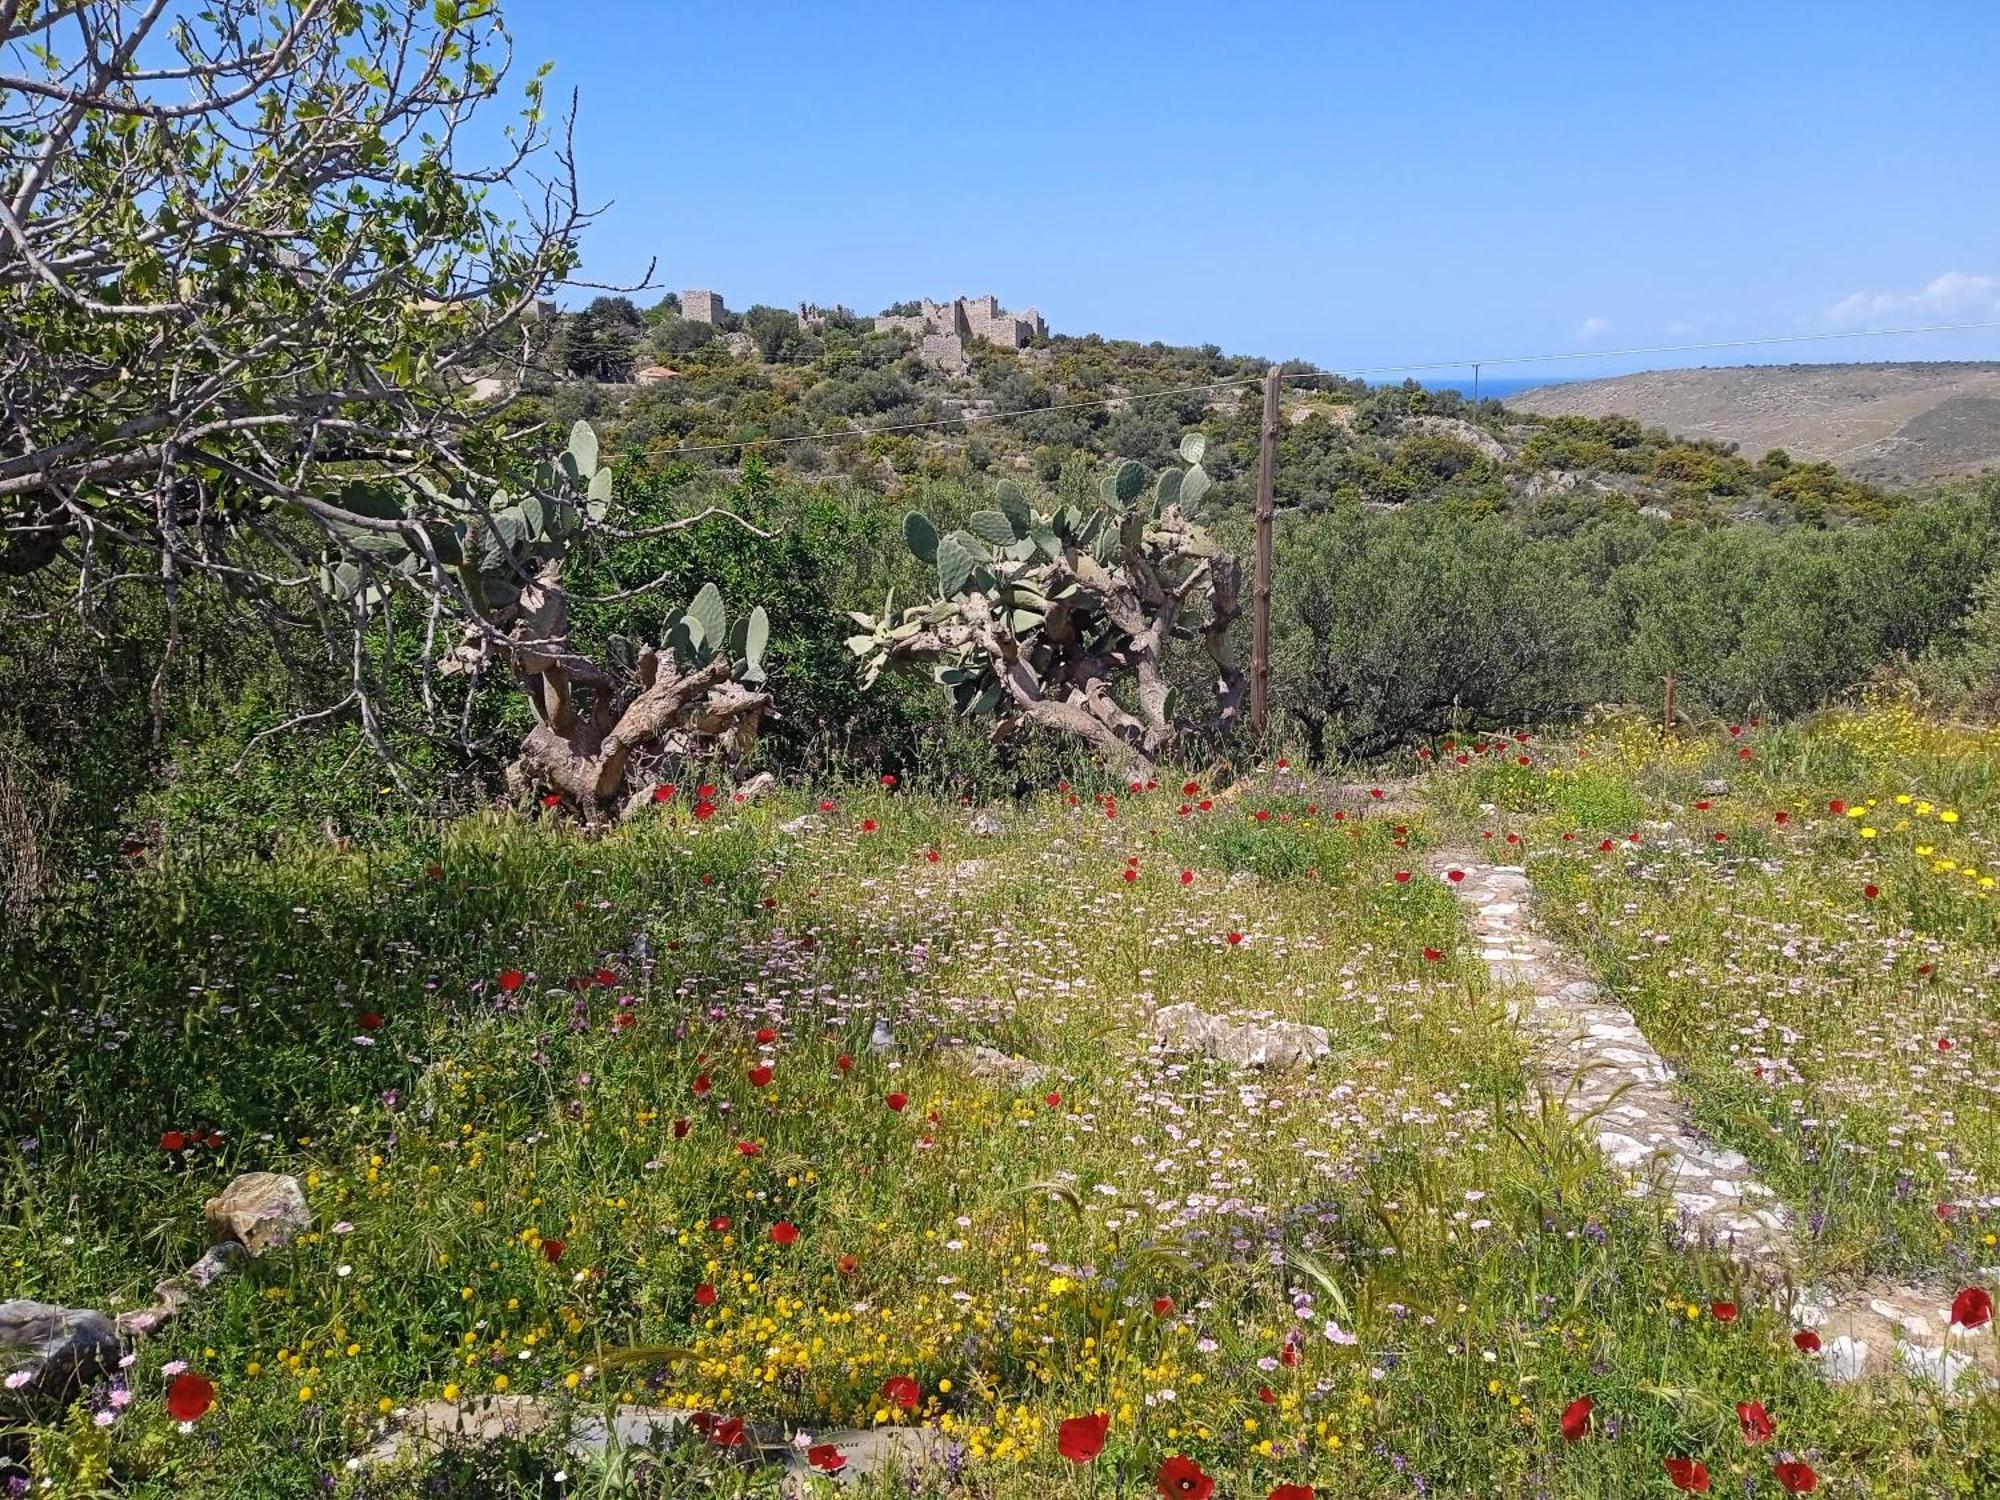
1371,374,1577,401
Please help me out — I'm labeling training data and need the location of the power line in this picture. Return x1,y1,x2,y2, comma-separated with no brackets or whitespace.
626,315,2000,460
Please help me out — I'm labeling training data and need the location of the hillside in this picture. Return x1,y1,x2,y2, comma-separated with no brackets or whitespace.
522,297,1900,523
1505,361,2000,487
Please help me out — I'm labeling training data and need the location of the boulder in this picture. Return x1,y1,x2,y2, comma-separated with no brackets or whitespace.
203,1171,310,1255
778,814,826,838
968,810,1005,837
1150,1003,1330,1069
0,1300,118,1415
961,1046,1050,1089
736,771,779,802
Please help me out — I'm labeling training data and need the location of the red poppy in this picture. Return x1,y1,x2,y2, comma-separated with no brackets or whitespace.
1793,1329,1821,1352
1560,1396,1593,1441
1735,1400,1774,1442
1774,811,1789,825
671,1118,691,1139
165,1372,215,1422
1446,869,1464,883
1155,1454,1215,1500
1394,871,1411,883
1827,800,1844,813
836,1253,859,1277
710,1415,746,1448
1044,1091,1062,1108
925,848,940,863
747,1065,774,1088
1152,1296,1176,1318
1773,1461,1817,1493
1279,1340,1299,1366
885,1092,909,1112
160,1130,186,1152
1863,883,1880,900
1057,1410,1110,1463
542,1238,566,1263
880,1374,920,1410
1713,832,1728,843
770,1220,799,1246
1258,1385,1276,1404
1123,868,1138,883
356,1011,384,1030
736,1140,761,1156
1182,781,1201,796
1226,932,1244,946
1664,1457,1710,1492
709,1215,732,1231
693,801,717,821
1422,947,1444,963
1711,1301,1738,1322
860,818,879,834
1951,1287,1992,1329
694,1283,717,1307
693,1073,712,1097
836,1055,853,1072
540,793,563,808
1938,1037,1953,1052
498,969,525,993
696,784,716,798
807,1442,847,1472
1269,1487,1315,1500
755,1026,777,1044
652,784,676,803
880,773,897,788
1180,869,1194,885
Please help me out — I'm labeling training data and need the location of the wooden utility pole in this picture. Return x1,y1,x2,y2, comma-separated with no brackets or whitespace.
1251,364,1280,736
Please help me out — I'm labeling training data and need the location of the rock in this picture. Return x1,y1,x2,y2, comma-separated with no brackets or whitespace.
962,1046,1050,1089
0,1300,119,1414
1150,1003,1330,1070
356,1396,955,1492
778,814,826,838
1700,779,1730,797
968,810,1005,837
736,771,778,802
203,1171,310,1255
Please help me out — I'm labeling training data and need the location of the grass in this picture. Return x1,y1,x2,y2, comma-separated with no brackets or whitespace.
3,719,1998,1498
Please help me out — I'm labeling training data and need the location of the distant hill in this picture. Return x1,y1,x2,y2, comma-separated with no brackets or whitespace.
1505,361,2000,487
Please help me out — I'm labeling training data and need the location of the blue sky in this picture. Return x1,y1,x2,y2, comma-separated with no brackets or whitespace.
502,1,2000,379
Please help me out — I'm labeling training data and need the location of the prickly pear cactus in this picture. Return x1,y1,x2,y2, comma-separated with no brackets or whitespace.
847,433,1242,767
319,422,772,818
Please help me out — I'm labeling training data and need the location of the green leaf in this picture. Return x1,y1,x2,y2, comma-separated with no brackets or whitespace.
685,582,726,654
935,534,978,596
903,510,939,564
1179,432,1207,466
1109,459,1146,504
744,605,770,670
1180,464,1212,511
586,467,613,505
993,479,1032,532
567,420,599,477
1154,468,1183,508
968,509,1017,547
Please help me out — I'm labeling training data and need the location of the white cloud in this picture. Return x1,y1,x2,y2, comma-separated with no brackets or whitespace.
1822,270,2000,327
1575,315,1612,341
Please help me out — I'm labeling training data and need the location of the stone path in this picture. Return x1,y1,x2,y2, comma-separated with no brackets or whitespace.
1432,852,1997,1392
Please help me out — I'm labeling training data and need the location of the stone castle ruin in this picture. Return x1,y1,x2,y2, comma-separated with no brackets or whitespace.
681,289,725,323
875,295,1047,373
671,289,1044,373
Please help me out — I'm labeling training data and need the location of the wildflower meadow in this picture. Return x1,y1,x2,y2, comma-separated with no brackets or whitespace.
3,708,1996,1497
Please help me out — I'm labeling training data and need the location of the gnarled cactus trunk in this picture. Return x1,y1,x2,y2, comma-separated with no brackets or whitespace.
849,434,1243,771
